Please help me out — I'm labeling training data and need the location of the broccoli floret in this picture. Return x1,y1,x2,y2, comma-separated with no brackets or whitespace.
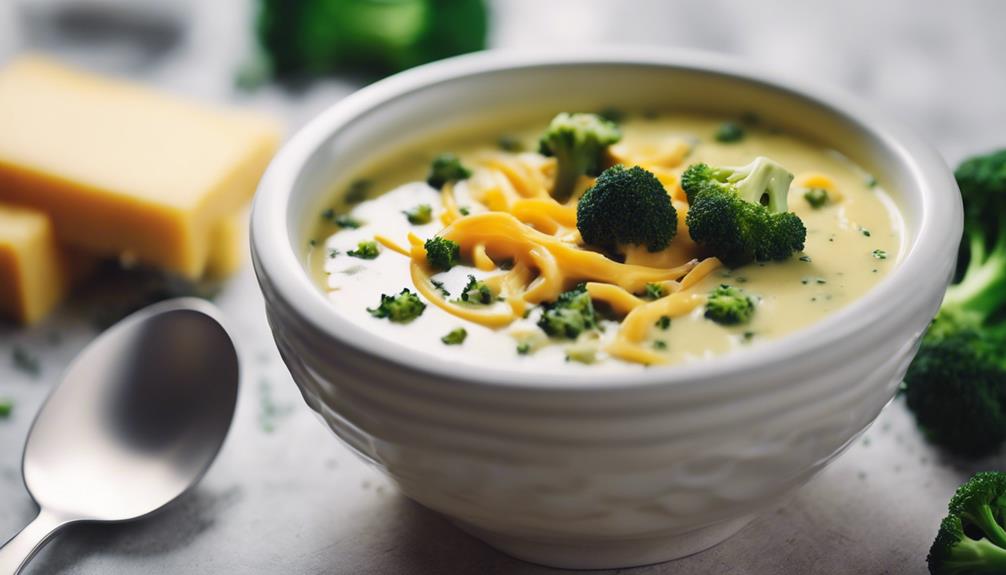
804,187,829,208
441,328,467,345
576,165,677,253
427,153,472,190
714,121,745,143
903,149,1006,458
0,398,11,418
538,113,622,202
424,237,460,271
681,157,807,266
403,204,433,225
537,284,597,339
255,0,487,79
705,285,756,325
459,275,492,304
367,289,426,323
928,472,1006,574
347,240,379,259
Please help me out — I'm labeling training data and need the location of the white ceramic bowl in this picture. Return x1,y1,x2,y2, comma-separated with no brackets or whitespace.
250,49,961,569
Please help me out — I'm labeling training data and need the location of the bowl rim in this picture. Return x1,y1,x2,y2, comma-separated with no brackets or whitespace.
251,47,961,392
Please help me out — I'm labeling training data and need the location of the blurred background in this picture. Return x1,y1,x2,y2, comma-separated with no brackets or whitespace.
0,1,1003,573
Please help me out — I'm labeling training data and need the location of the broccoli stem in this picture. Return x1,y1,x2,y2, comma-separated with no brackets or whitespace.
965,505,1006,549
946,537,1006,573
552,152,582,203
943,230,1006,318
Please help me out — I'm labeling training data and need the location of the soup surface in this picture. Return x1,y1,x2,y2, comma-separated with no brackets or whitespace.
308,113,903,373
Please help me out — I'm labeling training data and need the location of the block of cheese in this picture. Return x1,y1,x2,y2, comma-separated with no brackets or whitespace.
0,203,245,325
0,56,281,278
204,212,247,280
0,204,72,324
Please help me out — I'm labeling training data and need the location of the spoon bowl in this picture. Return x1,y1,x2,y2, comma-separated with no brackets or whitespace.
0,298,239,574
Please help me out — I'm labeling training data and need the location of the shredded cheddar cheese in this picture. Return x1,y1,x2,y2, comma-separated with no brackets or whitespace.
374,150,722,365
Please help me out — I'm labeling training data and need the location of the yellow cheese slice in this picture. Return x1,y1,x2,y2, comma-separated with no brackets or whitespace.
0,56,281,278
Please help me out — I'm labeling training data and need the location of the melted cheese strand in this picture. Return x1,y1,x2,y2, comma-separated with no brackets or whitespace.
375,234,410,257
439,212,698,293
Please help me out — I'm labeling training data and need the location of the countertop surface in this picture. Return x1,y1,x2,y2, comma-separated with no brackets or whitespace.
2,1,1004,573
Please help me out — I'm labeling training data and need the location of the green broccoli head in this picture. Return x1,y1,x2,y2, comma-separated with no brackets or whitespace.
903,149,1006,458
682,157,806,266
424,237,460,271
537,284,598,339
928,472,1006,574
427,153,472,190
367,289,426,323
704,285,756,325
256,0,487,79
904,316,1006,458
576,165,678,253
539,113,622,202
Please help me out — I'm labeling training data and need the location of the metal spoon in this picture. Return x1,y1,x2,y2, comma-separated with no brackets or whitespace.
0,298,239,574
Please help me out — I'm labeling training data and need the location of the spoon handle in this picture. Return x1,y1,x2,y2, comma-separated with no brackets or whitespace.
0,508,71,575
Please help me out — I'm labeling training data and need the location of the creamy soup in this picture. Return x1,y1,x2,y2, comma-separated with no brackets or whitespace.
308,113,903,372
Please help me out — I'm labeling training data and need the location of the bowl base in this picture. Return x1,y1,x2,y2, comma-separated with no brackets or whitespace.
452,515,753,570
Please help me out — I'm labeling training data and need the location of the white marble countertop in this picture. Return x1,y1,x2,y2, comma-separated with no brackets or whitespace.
2,1,1004,573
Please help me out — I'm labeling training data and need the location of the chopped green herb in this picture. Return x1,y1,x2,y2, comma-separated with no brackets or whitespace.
537,284,597,339
714,121,745,143
516,342,531,355
258,378,294,433
347,241,380,259
345,180,372,204
321,208,335,220
427,153,472,189
803,187,829,208
740,111,761,125
335,215,362,229
860,227,872,237
705,285,755,325
497,135,524,152
655,315,671,330
644,283,666,300
11,347,39,377
872,268,879,273
652,340,668,350
0,398,11,418
872,249,888,260
459,275,492,305
816,278,827,285
597,107,625,124
327,248,339,259
308,239,318,247
424,237,460,271
459,207,471,216
441,328,468,345
430,279,450,297
367,289,426,323
799,255,812,262
742,331,755,342
403,204,433,225
865,175,878,188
